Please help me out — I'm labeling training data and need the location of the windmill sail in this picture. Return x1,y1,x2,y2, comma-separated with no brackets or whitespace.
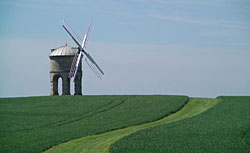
85,58,103,79
84,52,104,75
62,20,82,47
69,50,79,78
62,19,104,81
81,20,93,49
72,52,83,80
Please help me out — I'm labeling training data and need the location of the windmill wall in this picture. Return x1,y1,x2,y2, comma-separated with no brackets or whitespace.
49,46,82,96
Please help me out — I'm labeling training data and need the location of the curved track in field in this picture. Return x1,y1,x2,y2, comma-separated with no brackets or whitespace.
44,98,221,153
242,129,250,147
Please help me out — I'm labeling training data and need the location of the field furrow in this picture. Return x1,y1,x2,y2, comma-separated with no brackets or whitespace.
45,98,219,153
110,96,250,153
0,95,188,153
53,96,132,127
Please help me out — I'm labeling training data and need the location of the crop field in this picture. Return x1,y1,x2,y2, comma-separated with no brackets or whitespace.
46,98,219,153
245,130,250,147
0,95,188,153
110,96,250,153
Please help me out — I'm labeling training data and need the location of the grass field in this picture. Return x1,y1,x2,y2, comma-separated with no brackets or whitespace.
45,98,219,153
110,96,250,153
245,130,250,147
0,95,188,153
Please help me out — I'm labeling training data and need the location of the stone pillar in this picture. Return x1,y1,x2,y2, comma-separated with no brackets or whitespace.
51,80,58,95
50,73,59,96
74,72,82,95
62,76,70,95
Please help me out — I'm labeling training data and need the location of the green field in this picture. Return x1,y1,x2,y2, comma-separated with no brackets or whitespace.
110,96,250,153
245,130,250,147
1,95,249,153
45,98,219,153
0,95,188,153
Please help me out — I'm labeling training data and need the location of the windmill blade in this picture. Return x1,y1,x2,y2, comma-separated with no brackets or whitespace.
81,20,93,49
79,20,105,78
62,19,104,80
71,52,83,82
62,19,86,80
62,19,93,58
62,19,82,48
85,58,103,79
68,51,79,78
84,52,104,75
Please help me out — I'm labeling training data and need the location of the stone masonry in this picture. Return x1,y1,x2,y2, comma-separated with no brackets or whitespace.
49,46,82,95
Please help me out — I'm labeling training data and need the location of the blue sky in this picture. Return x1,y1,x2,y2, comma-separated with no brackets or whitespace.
0,0,250,97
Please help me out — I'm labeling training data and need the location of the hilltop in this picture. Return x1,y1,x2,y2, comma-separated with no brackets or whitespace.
0,95,249,153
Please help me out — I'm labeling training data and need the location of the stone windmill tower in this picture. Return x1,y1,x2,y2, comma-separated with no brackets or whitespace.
49,45,82,95
49,20,104,96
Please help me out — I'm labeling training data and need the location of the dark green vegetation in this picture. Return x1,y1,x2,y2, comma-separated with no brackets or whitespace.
0,95,188,153
45,98,219,153
244,129,250,147
110,96,250,153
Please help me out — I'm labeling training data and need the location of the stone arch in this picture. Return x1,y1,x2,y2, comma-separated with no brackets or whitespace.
50,72,81,96
50,73,71,95
50,74,62,95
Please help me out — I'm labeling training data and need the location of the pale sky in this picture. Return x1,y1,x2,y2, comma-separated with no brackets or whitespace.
0,0,250,97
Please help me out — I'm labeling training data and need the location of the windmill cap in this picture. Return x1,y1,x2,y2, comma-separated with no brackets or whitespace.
49,45,78,56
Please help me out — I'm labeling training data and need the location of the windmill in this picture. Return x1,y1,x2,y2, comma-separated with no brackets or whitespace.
62,19,104,81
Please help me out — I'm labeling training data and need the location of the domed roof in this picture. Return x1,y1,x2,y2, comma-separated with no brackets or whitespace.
49,45,78,56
